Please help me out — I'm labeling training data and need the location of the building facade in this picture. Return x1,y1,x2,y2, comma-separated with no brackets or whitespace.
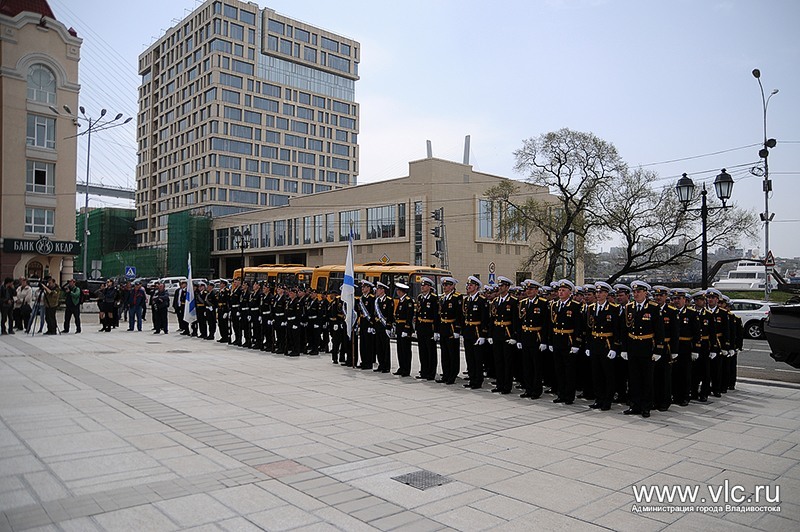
136,0,360,250
0,0,81,282
211,157,574,285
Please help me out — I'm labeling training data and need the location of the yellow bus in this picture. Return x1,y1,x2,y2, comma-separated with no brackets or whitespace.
311,262,452,298
233,264,313,287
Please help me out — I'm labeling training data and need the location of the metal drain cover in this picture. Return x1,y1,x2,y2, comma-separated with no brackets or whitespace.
391,470,453,491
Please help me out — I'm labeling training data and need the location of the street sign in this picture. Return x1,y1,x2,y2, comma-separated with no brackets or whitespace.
488,261,496,274
125,266,137,279
488,272,496,285
380,254,390,264
765,250,775,268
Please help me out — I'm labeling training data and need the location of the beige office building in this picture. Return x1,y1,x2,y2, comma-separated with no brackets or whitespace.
211,157,581,285
0,0,81,282
136,0,360,249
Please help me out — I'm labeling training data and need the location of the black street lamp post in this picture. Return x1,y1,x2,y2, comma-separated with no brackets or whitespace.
676,169,734,289
49,105,132,278
752,68,778,301
233,227,251,277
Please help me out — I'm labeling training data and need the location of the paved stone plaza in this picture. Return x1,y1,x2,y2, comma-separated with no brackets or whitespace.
1,315,799,531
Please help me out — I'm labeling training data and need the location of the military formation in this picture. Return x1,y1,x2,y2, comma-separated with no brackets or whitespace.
174,275,745,420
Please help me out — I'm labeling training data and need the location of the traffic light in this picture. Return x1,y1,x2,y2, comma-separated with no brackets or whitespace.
430,207,447,267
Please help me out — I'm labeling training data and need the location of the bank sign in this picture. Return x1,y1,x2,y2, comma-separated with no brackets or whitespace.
3,237,81,256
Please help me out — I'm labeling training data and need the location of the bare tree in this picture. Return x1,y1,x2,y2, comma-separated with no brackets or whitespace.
486,128,625,283
597,167,757,284
488,129,757,284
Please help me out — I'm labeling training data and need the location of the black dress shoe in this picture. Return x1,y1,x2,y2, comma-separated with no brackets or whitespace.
381,370,390,373
445,381,455,385
393,371,403,375
657,407,669,412
415,375,425,379
600,406,611,411
463,383,472,388
642,411,651,418
564,401,574,405
712,392,722,398
373,368,381,372
435,379,445,383
500,391,510,395
589,403,601,409
520,393,530,398
490,388,502,393
698,396,707,402
623,408,641,415
553,398,564,403
470,385,483,389
679,400,689,407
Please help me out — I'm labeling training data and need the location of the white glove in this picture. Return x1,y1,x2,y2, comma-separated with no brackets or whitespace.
728,349,735,357
517,342,522,350
671,353,678,360
621,351,628,361
652,354,661,362
607,350,617,360
313,324,319,329
292,325,298,330
368,327,375,334
267,320,274,326
569,347,579,354
246,315,252,322
401,332,408,338
433,333,440,341
691,352,699,361
487,338,493,345
734,349,740,356
475,337,485,346
539,343,548,352
453,333,460,339
332,324,338,331
548,345,554,352
585,349,591,357
710,352,717,360
506,338,517,345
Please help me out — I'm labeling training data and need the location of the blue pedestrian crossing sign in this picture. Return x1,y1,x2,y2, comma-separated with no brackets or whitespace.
124,266,137,279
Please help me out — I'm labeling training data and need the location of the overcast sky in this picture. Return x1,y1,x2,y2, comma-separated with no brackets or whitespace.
49,0,800,258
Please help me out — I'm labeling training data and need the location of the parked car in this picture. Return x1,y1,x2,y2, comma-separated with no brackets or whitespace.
729,299,772,340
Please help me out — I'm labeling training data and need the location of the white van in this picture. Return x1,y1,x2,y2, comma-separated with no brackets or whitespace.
159,277,188,297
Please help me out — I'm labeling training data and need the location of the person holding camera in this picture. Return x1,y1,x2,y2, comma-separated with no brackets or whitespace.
41,277,61,335
62,279,82,334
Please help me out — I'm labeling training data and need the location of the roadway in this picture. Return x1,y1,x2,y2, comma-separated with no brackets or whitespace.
737,337,800,385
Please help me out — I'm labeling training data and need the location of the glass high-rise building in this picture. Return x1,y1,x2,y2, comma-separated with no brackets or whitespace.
136,0,359,247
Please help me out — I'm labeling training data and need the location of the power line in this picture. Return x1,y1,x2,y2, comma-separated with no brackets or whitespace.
633,143,761,168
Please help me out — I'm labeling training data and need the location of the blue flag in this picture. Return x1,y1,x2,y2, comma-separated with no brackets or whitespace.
343,228,355,339
184,252,197,324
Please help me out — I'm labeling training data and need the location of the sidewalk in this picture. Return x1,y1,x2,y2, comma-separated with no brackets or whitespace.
1,315,798,531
